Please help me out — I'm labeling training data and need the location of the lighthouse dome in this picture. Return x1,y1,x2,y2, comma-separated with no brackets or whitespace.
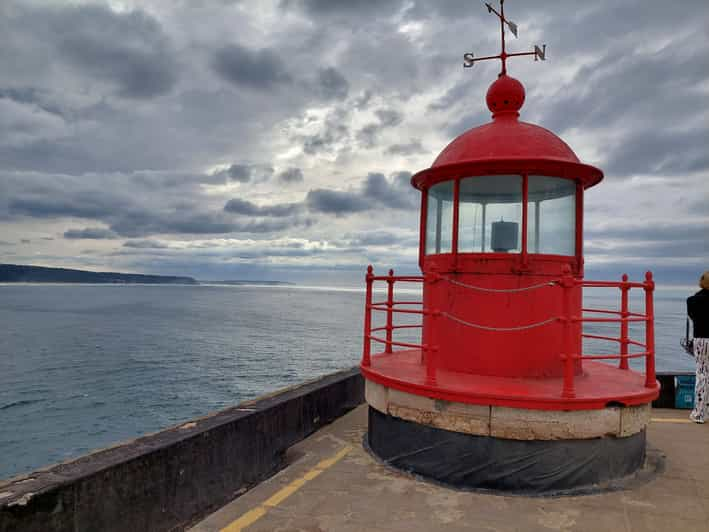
433,75,580,166
412,75,603,189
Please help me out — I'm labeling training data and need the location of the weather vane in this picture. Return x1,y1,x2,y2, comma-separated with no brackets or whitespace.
463,0,546,76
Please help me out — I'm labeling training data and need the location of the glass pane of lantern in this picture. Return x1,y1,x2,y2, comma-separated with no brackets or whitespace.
458,175,522,253
425,181,454,254
527,175,576,255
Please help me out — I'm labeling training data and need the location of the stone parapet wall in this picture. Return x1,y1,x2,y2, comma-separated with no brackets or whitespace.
0,368,364,532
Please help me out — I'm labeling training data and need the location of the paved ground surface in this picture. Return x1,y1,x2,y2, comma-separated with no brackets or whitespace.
190,406,709,532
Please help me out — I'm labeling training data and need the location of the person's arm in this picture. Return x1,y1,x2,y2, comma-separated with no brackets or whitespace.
687,296,696,322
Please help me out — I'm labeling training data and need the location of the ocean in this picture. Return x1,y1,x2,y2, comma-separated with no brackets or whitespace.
0,283,696,480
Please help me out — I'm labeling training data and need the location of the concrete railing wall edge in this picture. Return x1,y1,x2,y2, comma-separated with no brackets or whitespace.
0,367,364,532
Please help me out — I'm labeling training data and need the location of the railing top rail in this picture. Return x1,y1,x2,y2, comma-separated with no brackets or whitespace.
578,316,648,323
579,280,648,289
369,275,424,282
582,308,623,315
582,308,646,318
371,300,423,306
368,335,424,350
371,324,423,333
579,352,649,360
369,304,426,315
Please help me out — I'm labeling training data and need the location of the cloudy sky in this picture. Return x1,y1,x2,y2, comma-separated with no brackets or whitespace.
0,0,707,284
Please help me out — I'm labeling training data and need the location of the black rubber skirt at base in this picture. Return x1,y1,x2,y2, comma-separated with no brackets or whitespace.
367,407,646,495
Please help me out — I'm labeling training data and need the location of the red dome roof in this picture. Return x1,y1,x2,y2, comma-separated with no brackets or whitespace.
412,75,603,189
432,119,580,167
434,75,579,166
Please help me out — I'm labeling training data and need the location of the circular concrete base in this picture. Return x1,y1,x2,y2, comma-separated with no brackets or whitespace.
367,407,647,495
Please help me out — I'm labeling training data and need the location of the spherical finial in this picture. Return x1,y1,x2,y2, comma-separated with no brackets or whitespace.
486,74,525,118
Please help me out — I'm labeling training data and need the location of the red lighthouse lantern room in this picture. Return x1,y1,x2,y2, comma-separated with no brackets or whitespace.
361,1,659,494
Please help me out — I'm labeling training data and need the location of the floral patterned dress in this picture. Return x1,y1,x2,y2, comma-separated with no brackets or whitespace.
691,337,709,423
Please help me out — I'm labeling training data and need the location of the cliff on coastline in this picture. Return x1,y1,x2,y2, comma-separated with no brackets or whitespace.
0,264,198,284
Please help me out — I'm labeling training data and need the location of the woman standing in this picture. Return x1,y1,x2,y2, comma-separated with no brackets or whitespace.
687,271,709,423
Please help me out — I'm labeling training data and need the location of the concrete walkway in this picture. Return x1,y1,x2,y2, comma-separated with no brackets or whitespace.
191,406,709,532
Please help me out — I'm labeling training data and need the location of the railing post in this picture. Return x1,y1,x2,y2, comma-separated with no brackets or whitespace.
425,273,438,384
561,266,576,398
619,273,630,370
362,265,374,367
385,269,394,353
644,271,656,388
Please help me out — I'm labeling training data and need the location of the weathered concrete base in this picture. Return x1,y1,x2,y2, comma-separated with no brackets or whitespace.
366,379,651,440
0,368,364,532
367,407,647,495
365,380,651,494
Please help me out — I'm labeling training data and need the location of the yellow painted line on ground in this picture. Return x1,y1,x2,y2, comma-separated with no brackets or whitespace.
651,417,693,424
221,445,352,532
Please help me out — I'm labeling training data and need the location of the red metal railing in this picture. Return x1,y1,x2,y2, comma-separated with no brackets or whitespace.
361,266,425,368
567,269,656,397
361,265,656,398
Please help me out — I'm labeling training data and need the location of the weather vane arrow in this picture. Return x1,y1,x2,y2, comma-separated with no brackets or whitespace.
463,0,546,76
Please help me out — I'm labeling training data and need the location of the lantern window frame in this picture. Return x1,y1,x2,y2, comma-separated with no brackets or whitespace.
418,169,585,272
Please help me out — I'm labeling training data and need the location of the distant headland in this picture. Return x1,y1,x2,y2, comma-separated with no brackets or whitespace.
0,264,198,284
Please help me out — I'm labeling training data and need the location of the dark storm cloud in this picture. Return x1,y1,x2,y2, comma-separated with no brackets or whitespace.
302,108,350,155
63,227,117,240
585,221,709,264
386,139,424,156
375,109,403,128
1,171,304,239
357,109,404,148
60,37,177,100
277,167,304,184
212,44,291,89
305,189,369,215
224,198,304,217
603,126,709,178
362,172,416,209
356,124,380,149
8,192,127,220
357,109,403,148
527,16,709,178
207,164,274,184
227,164,252,183
586,223,708,247
107,211,293,238
539,42,709,135
306,171,416,215
281,0,402,16
123,239,169,249
30,4,180,99
0,88,65,118
316,67,349,100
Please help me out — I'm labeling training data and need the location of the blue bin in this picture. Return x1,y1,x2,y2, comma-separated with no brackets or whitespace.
675,376,695,409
